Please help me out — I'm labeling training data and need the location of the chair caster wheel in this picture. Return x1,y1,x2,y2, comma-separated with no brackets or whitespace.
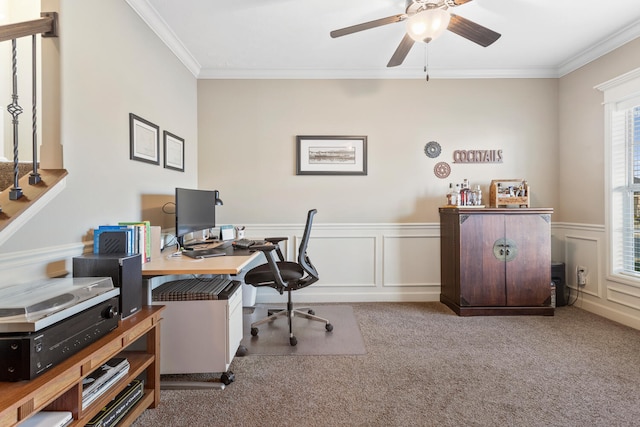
326,323,333,332
308,309,315,316
221,371,235,385
290,336,297,346
251,327,259,336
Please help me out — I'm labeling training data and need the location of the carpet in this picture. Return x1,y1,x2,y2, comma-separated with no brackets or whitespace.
239,304,366,356
134,303,640,426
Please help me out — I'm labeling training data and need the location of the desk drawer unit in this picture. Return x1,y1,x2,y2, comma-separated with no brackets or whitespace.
152,279,242,375
226,285,243,366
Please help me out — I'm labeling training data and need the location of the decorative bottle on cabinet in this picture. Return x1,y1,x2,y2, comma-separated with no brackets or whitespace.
446,183,457,206
439,207,554,316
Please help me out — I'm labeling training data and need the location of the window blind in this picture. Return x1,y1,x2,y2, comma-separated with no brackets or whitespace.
615,105,640,274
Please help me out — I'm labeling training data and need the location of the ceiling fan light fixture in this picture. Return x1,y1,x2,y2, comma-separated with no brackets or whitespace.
406,8,451,43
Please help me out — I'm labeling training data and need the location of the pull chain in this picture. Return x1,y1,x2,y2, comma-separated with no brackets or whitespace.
424,44,430,82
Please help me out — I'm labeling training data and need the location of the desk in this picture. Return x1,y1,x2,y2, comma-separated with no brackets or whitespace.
142,248,259,276
141,247,262,388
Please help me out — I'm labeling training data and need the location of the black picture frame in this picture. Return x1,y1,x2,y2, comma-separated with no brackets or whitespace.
296,135,368,175
163,131,185,172
129,113,160,165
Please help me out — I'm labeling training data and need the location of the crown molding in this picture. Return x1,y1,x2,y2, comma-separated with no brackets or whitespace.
125,0,200,77
558,20,640,77
196,67,559,80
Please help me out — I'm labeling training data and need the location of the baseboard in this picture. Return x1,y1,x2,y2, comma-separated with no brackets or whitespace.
576,298,640,330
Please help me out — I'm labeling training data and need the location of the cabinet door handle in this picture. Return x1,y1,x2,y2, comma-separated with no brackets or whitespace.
504,239,518,261
493,239,518,261
493,240,507,260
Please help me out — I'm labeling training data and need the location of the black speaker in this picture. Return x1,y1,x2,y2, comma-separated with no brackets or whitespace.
73,253,142,318
551,262,568,307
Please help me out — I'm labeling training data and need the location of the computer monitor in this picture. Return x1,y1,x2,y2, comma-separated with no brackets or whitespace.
175,187,217,247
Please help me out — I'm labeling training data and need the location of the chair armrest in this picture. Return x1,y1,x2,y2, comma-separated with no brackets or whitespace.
265,237,287,244
252,239,286,262
251,244,288,292
250,244,276,252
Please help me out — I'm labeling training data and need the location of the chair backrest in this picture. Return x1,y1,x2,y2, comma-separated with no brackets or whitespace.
297,209,319,286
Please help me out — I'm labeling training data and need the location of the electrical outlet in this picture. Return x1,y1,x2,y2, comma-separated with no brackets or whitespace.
577,266,587,287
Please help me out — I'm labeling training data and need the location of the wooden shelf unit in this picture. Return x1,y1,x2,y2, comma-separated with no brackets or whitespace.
0,305,164,427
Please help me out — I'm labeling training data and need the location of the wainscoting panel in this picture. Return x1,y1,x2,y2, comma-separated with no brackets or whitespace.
308,236,377,287
607,284,640,311
251,223,441,303
564,233,601,298
553,222,640,330
382,235,440,287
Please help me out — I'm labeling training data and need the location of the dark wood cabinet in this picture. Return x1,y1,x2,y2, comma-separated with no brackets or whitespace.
439,207,554,316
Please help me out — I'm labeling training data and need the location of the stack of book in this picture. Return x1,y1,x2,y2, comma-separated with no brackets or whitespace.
85,379,145,427
82,358,130,410
20,411,72,427
93,221,151,263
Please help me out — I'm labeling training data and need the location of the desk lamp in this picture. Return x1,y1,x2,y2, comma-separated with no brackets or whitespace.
214,190,223,206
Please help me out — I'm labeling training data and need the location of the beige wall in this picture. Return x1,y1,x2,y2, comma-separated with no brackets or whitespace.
0,0,198,254
558,38,640,224
0,3,639,324
198,78,559,225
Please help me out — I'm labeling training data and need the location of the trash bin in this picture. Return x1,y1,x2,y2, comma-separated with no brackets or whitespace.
242,283,257,307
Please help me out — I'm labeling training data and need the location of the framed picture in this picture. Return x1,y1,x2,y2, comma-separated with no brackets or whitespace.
129,113,159,165
163,131,185,172
296,135,367,175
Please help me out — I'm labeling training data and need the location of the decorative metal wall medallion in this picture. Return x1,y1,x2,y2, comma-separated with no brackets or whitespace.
424,141,441,158
434,161,451,179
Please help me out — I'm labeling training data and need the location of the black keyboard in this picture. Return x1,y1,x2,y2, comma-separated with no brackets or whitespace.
182,247,227,259
233,239,255,249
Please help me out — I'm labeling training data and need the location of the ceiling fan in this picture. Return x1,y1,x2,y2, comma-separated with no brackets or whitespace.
330,0,501,67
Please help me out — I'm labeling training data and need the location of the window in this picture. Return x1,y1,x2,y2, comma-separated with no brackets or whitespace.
598,68,640,281
616,106,640,273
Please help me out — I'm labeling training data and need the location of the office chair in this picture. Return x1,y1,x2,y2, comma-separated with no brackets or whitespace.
244,209,333,346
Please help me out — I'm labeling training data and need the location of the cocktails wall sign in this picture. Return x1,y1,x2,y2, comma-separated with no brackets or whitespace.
453,149,503,163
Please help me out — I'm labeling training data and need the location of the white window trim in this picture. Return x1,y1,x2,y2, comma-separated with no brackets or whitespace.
596,67,640,287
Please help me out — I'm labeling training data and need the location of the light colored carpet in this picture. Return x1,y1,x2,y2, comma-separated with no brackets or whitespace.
133,302,640,427
240,304,366,356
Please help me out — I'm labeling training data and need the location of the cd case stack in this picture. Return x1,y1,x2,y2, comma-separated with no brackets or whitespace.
82,357,130,410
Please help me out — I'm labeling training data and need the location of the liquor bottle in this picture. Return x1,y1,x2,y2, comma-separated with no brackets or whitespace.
460,179,470,206
446,183,457,206
468,184,477,206
455,184,461,205
474,185,482,206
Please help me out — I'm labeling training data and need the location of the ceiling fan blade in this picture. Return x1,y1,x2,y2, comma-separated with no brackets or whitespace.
450,0,475,5
387,33,415,67
330,14,406,38
447,14,501,47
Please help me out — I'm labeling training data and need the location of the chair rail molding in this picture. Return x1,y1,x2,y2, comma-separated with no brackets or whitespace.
0,240,85,290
